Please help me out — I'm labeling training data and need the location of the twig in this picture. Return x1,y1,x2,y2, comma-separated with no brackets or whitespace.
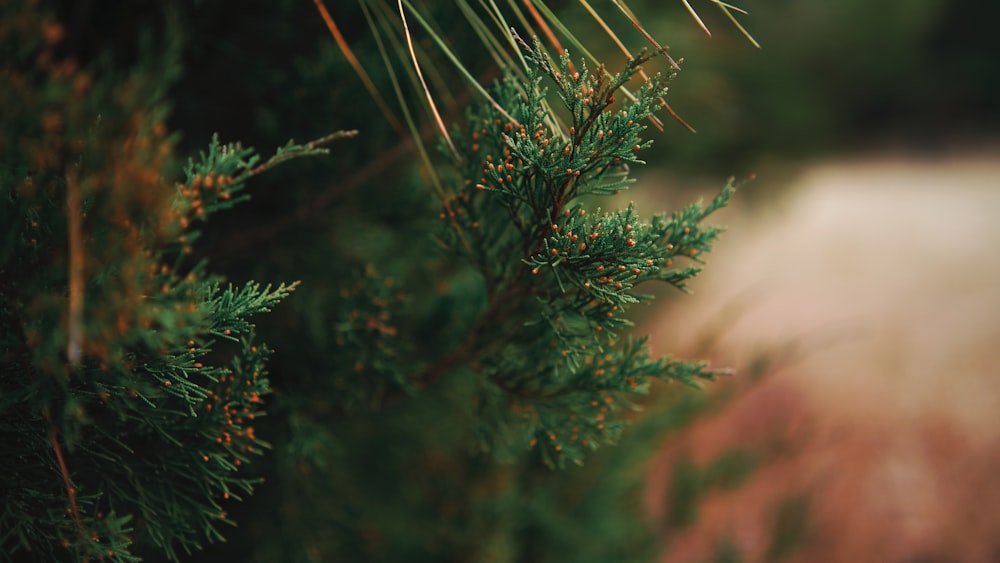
66,169,83,366
47,421,86,554
248,130,359,177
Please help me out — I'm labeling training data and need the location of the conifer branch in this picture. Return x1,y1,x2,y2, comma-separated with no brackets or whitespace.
247,130,359,178
2,1,757,556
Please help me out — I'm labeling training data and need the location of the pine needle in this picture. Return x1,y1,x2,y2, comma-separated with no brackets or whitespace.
681,0,712,37
681,0,760,48
458,0,516,72
480,0,531,74
522,0,576,73
610,0,681,70
362,0,472,253
608,0,699,132
397,0,460,160
715,2,761,48
312,0,406,136
502,0,540,48
710,0,748,15
574,0,665,131
400,0,520,126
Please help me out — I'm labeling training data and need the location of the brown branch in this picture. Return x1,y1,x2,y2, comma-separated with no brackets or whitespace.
66,169,83,366
47,421,87,554
522,0,576,74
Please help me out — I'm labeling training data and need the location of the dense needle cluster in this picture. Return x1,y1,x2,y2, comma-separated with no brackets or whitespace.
429,41,736,468
2,3,742,559
0,9,338,556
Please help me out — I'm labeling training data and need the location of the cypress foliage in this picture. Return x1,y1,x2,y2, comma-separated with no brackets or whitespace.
1,1,750,560
0,4,349,559
433,40,734,468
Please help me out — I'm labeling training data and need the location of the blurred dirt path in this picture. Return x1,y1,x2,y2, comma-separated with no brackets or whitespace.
644,155,1000,562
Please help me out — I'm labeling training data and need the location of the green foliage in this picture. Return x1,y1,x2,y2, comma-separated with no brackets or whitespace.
431,41,734,469
2,1,749,561
0,4,344,559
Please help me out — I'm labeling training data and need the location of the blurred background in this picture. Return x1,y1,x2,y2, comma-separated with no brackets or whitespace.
644,156,1000,562
611,1,1000,561
41,0,1000,560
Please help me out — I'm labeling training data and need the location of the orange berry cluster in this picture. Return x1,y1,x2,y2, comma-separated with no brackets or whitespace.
527,391,622,467
167,171,236,231
199,344,269,470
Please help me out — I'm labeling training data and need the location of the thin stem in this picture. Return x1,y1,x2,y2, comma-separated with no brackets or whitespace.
312,0,407,135
400,0,520,126
681,0,712,37
397,0,460,160
66,169,83,367
47,421,87,556
522,0,576,73
248,130,359,178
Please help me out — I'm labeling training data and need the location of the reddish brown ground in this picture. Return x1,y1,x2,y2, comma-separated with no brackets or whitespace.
643,154,1000,562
